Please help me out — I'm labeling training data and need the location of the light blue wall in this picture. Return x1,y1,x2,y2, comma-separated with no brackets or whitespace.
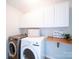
40,27,71,36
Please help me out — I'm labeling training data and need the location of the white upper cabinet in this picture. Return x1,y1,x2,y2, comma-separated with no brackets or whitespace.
19,1,69,28
54,1,69,27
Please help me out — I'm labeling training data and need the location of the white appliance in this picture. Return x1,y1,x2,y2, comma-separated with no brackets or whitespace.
21,37,46,59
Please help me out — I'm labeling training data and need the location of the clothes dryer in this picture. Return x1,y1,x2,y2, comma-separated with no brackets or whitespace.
8,34,27,59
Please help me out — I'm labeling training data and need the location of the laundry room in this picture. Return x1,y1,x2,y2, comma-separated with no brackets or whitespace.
6,0,72,59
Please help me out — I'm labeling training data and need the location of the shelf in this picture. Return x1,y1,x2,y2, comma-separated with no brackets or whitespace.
48,36,72,45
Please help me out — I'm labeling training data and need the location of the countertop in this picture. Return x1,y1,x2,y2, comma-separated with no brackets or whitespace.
48,36,72,44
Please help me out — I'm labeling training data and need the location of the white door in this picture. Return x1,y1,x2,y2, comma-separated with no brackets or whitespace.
21,46,38,59
54,1,69,27
42,5,55,27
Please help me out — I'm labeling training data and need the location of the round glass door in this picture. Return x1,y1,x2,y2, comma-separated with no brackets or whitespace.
9,42,16,57
23,48,35,59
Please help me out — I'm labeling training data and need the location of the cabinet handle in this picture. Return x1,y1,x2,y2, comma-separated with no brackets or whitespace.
57,42,60,48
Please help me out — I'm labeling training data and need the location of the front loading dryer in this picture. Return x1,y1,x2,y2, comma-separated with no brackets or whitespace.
21,37,46,59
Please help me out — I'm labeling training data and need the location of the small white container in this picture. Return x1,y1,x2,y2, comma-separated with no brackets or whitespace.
28,28,40,37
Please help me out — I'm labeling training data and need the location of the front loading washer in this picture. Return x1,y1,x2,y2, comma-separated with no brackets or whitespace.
7,34,27,59
21,37,46,59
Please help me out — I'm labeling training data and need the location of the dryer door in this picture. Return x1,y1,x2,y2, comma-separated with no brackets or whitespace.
22,46,38,59
9,42,16,57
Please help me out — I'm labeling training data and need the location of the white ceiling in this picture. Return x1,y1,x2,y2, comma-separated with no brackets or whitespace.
6,0,71,13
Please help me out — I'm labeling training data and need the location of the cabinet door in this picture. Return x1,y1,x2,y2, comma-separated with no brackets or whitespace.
56,43,72,59
43,6,55,27
54,2,69,27
46,41,72,59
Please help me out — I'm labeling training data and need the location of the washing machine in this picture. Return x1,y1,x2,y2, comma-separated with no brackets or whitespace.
8,34,27,59
21,37,46,59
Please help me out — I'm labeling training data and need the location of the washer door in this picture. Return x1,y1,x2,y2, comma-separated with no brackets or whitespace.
22,46,38,59
9,42,16,57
